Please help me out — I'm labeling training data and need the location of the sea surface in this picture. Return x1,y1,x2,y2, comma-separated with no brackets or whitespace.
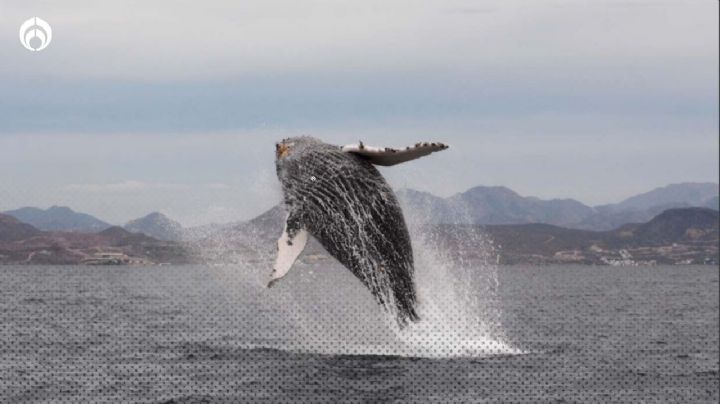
0,263,717,403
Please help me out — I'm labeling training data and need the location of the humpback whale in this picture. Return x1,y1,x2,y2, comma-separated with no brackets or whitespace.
269,136,448,326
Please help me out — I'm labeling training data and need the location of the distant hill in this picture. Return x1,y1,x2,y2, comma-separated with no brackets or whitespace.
99,226,158,246
124,212,184,241
398,182,718,231
428,207,719,265
2,181,717,265
453,186,594,226
192,202,718,266
397,187,593,226
0,224,194,265
395,189,452,223
567,183,718,230
2,206,111,232
3,203,715,265
571,203,689,231
703,196,719,210
616,208,719,246
612,183,718,212
0,214,42,242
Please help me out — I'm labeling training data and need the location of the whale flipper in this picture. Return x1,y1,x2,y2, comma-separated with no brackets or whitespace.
341,141,449,166
268,214,308,288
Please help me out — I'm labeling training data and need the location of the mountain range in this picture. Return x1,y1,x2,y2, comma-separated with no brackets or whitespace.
2,206,112,233
609,183,718,211
1,205,717,266
0,214,192,265
2,182,717,241
397,182,718,230
188,205,718,266
0,214,42,242
425,207,719,265
124,212,184,241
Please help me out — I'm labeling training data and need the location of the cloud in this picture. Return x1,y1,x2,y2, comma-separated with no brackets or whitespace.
64,180,231,193
1,0,716,81
0,1,716,224
1,0,716,136
65,180,188,192
443,6,497,15
205,183,232,190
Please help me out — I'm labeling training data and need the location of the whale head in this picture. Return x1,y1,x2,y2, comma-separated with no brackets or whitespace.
275,136,324,160
274,136,330,180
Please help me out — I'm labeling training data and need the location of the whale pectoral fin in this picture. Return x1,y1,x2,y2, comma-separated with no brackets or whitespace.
268,220,308,288
341,141,449,166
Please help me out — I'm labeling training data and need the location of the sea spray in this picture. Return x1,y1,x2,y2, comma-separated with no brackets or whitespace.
195,203,519,357
395,211,518,357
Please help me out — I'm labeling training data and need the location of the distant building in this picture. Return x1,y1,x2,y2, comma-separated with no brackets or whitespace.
82,252,130,265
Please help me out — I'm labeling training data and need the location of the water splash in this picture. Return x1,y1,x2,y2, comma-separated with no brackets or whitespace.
394,210,519,357
195,195,520,358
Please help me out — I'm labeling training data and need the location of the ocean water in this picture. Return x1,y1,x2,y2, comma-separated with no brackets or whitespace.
0,263,717,403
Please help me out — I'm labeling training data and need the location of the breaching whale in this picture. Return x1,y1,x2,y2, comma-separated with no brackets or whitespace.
269,136,449,326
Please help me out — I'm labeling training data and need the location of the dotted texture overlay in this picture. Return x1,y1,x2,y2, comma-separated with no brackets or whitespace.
0,263,717,403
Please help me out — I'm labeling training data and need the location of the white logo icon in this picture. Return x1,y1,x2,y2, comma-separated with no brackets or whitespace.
19,17,52,51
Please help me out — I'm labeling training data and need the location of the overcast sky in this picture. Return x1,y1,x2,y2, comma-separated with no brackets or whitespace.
1,0,717,226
